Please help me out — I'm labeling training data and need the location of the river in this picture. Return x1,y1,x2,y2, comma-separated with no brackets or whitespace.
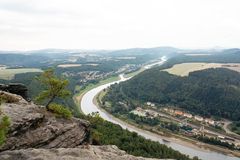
80,57,240,160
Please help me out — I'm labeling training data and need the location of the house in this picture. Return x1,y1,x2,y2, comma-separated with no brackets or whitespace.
183,113,193,118
146,102,155,107
204,118,215,125
234,142,240,149
169,109,175,114
191,129,200,135
163,108,168,112
218,135,225,139
146,102,151,106
145,109,159,117
175,110,184,116
150,103,155,107
131,107,147,117
194,115,203,122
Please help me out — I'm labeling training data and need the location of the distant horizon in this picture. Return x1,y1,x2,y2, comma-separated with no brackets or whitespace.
0,46,237,53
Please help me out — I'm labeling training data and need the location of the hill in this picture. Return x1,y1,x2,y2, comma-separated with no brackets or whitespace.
104,68,240,121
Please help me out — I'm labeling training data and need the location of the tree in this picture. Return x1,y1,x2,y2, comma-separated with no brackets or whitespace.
35,69,71,110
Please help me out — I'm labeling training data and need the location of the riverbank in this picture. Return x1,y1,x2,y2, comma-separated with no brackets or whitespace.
74,63,148,112
73,75,120,112
95,90,240,158
74,56,167,104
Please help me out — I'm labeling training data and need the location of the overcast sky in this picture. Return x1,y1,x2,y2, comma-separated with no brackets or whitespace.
0,0,240,50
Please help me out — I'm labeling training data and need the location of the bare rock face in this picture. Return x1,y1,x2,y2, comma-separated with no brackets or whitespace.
0,145,168,160
0,84,28,100
0,92,89,151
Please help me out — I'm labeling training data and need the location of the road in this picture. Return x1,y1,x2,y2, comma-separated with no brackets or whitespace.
223,120,240,139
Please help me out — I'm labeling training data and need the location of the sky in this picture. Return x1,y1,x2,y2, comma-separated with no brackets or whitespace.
0,0,240,50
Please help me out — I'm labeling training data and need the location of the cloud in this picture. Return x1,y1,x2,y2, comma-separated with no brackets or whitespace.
0,1,56,15
0,0,240,50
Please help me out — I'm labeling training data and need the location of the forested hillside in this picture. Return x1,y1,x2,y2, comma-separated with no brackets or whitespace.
87,114,196,160
104,68,240,121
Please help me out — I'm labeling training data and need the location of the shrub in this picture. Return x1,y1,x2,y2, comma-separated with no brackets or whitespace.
0,93,12,146
48,103,72,119
0,115,11,146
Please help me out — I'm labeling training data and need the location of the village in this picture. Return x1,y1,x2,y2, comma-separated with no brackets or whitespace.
130,102,240,150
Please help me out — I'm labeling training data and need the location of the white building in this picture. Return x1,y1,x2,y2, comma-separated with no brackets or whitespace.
183,113,193,118
194,115,204,122
204,118,215,125
163,108,169,112
146,102,155,107
130,107,147,117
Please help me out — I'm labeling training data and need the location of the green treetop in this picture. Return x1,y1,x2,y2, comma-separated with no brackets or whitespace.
35,69,71,110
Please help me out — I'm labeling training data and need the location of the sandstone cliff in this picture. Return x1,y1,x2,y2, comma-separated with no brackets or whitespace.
0,91,168,160
0,145,166,160
0,91,89,151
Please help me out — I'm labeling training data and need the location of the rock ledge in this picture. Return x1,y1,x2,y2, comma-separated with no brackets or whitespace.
0,145,170,160
0,91,89,151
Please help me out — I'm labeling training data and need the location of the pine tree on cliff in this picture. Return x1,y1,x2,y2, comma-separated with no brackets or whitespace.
35,69,71,110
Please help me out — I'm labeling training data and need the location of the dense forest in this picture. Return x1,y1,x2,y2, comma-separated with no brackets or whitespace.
104,68,240,121
86,114,198,160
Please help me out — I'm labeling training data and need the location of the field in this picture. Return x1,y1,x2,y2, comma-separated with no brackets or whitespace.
57,64,82,68
0,68,42,80
58,63,99,68
184,53,212,56
163,63,240,76
85,63,99,66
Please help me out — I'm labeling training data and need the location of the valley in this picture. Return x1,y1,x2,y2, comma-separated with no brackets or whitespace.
2,1,240,160
84,52,240,159
1,48,240,160
80,68,240,160
79,58,240,159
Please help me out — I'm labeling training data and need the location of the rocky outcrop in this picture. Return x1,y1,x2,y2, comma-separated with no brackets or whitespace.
0,91,28,104
0,84,28,100
0,92,89,151
0,92,168,160
0,145,169,160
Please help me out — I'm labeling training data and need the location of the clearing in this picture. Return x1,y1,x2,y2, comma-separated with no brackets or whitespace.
0,68,42,80
57,64,82,68
163,63,240,76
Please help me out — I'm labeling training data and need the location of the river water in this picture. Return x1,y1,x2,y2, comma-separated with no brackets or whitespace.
80,58,240,160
